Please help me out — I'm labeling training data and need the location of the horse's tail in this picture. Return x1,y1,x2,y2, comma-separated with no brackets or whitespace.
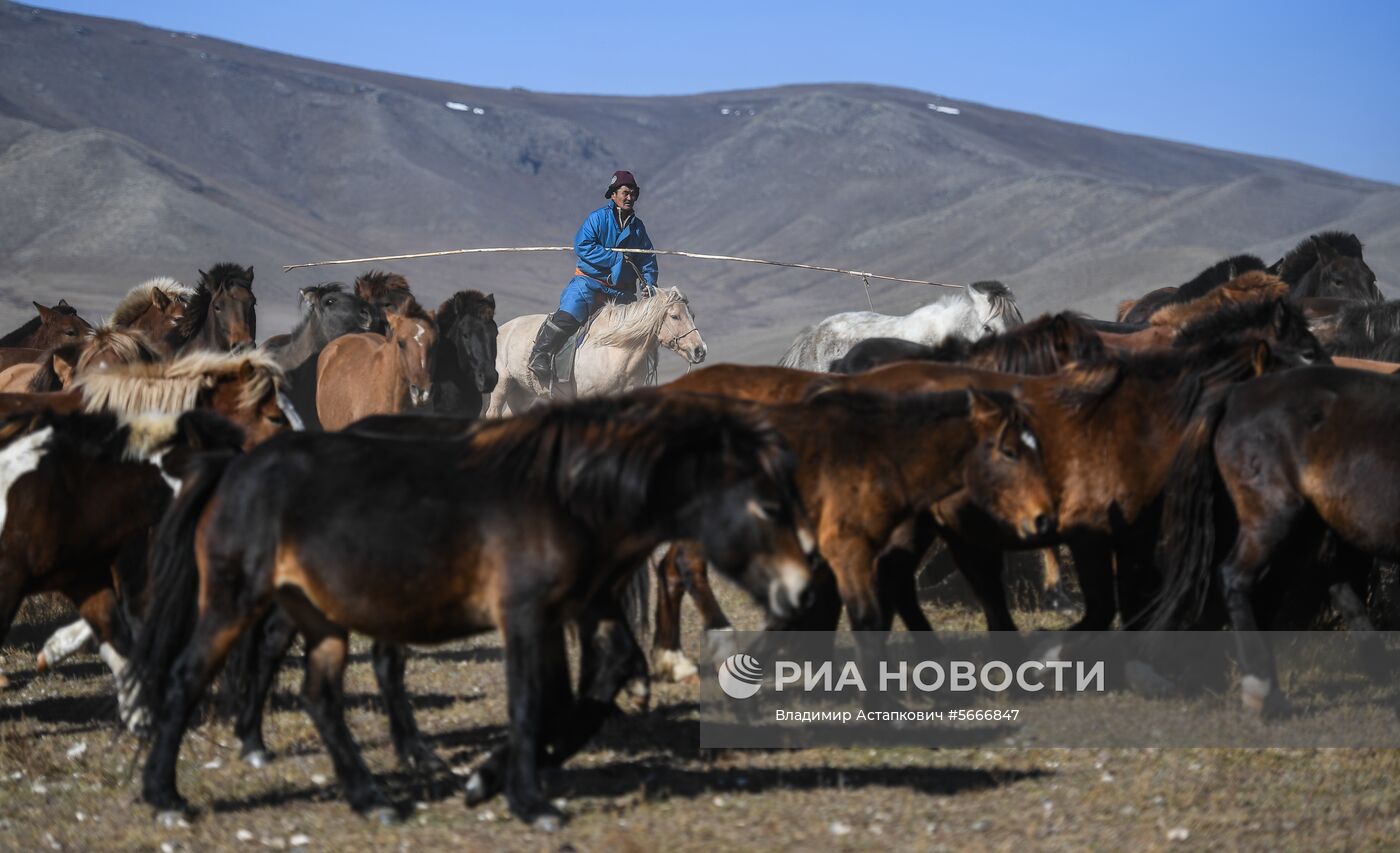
623,546,657,645
776,327,814,370
124,450,234,729
1143,390,1232,629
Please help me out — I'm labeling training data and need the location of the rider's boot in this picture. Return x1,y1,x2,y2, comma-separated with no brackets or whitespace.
527,311,582,396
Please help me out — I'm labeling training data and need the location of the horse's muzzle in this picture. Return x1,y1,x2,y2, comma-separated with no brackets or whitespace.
409,385,432,407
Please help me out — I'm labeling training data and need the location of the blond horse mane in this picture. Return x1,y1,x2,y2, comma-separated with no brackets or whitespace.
74,349,285,416
75,328,159,374
106,277,194,328
588,287,690,349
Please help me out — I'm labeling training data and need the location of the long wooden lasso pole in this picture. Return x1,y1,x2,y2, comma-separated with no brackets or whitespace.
283,246,964,290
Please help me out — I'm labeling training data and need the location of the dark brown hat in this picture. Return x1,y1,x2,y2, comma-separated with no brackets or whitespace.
605,170,639,198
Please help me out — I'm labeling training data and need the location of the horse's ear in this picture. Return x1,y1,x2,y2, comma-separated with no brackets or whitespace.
1251,341,1272,376
151,288,172,310
966,388,1006,432
57,298,71,308
33,301,55,323
1271,299,1289,333
486,293,496,309
1310,235,1337,263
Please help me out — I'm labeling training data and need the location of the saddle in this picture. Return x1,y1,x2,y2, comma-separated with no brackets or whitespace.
550,312,599,398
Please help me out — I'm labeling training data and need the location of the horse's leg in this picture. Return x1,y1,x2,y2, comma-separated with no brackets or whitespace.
141,608,260,818
877,515,939,632
0,564,25,689
1066,539,1117,630
944,533,1018,631
552,595,645,765
232,607,297,767
681,546,738,663
296,622,395,821
370,640,447,775
1326,544,1396,680
36,619,94,674
1039,547,1076,612
502,604,564,830
651,544,696,683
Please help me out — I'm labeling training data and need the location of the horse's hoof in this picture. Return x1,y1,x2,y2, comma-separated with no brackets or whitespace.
366,806,399,826
0,673,9,690
155,810,190,829
1240,676,1291,718
654,649,699,684
621,676,650,713
35,653,49,674
526,805,566,833
464,770,496,806
242,750,272,770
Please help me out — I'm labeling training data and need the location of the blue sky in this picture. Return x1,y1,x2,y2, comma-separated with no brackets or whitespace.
36,1,1400,184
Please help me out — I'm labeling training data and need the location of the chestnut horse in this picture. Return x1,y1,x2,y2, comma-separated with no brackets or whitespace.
820,335,1318,634
0,300,93,350
316,307,438,430
20,328,164,393
1118,254,1267,324
354,269,416,316
1150,366,1400,714
128,392,816,829
107,278,194,356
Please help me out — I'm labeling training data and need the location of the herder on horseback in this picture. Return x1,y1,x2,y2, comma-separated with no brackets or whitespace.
526,170,660,390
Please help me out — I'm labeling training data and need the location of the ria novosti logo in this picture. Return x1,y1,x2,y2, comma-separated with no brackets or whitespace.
717,653,764,699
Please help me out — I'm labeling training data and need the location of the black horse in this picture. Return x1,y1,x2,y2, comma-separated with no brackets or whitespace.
179,263,258,352
1269,232,1380,302
431,290,499,417
127,392,815,829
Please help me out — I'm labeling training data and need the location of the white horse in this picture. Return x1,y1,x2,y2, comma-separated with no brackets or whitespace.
777,280,1023,371
487,286,706,416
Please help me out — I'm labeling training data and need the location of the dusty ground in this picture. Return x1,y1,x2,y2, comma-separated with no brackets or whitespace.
3,585,1399,852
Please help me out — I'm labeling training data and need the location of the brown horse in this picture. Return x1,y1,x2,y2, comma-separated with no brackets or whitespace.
107,278,194,356
178,264,257,352
354,269,416,316
128,392,817,828
1150,366,1400,714
316,308,438,430
1143,271,1290,328
1118,255,1268,323
820,334,1316,633
22,328,164,393
659,373,1057,634
0,300,93,350
0,409,244,695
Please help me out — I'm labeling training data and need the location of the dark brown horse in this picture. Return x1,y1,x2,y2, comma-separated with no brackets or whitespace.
1150,366,1400,714
128,392,816,828
0,300,93,350
1269,231,1379,302
0,409,244,697
1118,255,1268,323
830,311,1107,375
107,278,194,356
178,263,257,352
431,290,499,417
354,269,417,316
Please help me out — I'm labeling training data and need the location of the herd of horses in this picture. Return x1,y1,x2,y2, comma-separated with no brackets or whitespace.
0,229,1394,831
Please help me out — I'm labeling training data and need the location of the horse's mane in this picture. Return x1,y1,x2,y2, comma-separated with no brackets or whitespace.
199,263,254,290
108,277,193,328
177,282,212,339
1054,337,1268,426
467,392,795,531
0,302,81,347
590,288,689,349
968,311,1104,372
1175,255,1267,301
1272,232,1365,284
26,328,162,393
1331,301,1400,357
435,290,496,333
1169,297,1306,350
74,349,285,416
1148,272,1290,328
968,280,1025,327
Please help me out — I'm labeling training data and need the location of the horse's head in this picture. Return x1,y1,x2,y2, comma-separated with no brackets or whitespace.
966,280,1023,336
658,289,706,364
302,283,380,344
958,388,1056,542
1310,236,1379,302
30,300,92,349
355,269,415,316
1174,299,1330,367
197,353,300,448
443,292,499,394
388,311,438,408
145,286,190,352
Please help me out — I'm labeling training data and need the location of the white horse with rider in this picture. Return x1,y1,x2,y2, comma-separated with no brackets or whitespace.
487,286,705,416
778,280,1022,371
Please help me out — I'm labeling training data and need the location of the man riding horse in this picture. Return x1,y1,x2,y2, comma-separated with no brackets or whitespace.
527,170,660,391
